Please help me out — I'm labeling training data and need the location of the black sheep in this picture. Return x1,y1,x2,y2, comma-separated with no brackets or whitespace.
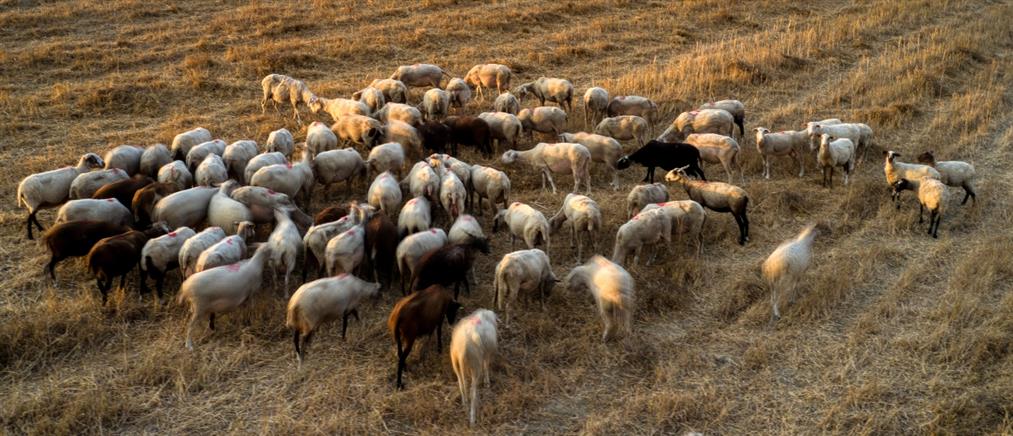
444,116,493,157
616,140,706,183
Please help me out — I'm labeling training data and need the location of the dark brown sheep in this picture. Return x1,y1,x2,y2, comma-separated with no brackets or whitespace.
387,284,461,389
444,116,493,157
364,212,399,291
87,223,169,304
131,182,176,227
314,204,350,225
418,121,452,155
411,238,491,298
43,220,131,281
93,175,154,210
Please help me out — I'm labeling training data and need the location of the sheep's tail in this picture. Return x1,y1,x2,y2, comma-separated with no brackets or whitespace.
285,303,299,330
493,271,502,310
176,283,191,306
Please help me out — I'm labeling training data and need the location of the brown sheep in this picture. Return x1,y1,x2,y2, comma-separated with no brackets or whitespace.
87,224,169,304
131,182,177,228
388,284,462,389
410,238,491,298
364,211,399,291
93,175,154,210
43,220,131,281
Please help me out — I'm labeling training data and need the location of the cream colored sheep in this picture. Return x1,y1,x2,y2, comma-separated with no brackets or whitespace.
158,161,193,192
494,249,556,321
698,99,745,137
195,154,228,187
330,115,385,150
492,202,550,251
287,274,381,365
493,92,520,115
390,63,449,89
565,256,635,342
658,109,734,141
368,78,408,104
307,121,338,155
103,145,144,175
374,102,423,127
548,193,603,262
514,77,574,111
469,164,511,217
559,132,623,190
606,96,657,136
762,223,820,322
626,183,669,219
185,139,227,172
206,180,253,234
640,200,706,256
266,128,295,158
684,133,742,183
261,74,316,124
612,208,672,267
309,97,370,122
450,309,499,426
464,63,512,101
753,127,807,179
267,208,302,296
478,111,523,153
516,106,567,141
366,142,405,178
70,168,129,199
595,115,649,147
171,127,212,159
352,87,386,112
195,221,255,273
384,120,423,161
501,142,591,194
54,198,132,227
178,226,226,278
140,144,172,177
17,152,104,239
421,88,451,121
892,178,948,238
367,171,403,216
399,196,432,237
916,151,976,205
883,150,941,207
583,87,609,129
314,148,366,196
446,78,472,109
395,228,448,294
817,134,855,187
223,140,259,183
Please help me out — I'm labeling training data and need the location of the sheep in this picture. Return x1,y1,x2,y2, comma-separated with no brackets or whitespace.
439,168,467,223
804,118,842,131
384,120,423,161
396,228,448,295
444,116,493,157
43,220,131,281
419,122,452,155
87,223,169,304
514,77,574,111
640,200,706,256
374,102,423,127
267,208,303,296
151,186,218,229
893,178,948,238
244,152,288,184
368,78,408,104
366,143,406,179
103,145,145,175
55,198,133,227
464,63,512,101
516,106,567,141
223,140,259,183
388,284,462,389
261,74,316,123
404,160,441,203
185,139,227,172
250,150,314,206
762,223,821,322
606,96,658,136
177,243,272,351
883,150,942,206
817,134,855,187
474,112,520,155
363,211,399,290
855,123,875,163
287,274,381,365
178,226,227,278
548,194,602,263
595,115,649,147
626,183,669,219
17,152,104,239
303,209,362,280
665,166,750,245
306,121,338,155
309,96,370,122
493,92,520,115
325,221,366,278
500,142,591,194
314,147,366,197
139,226,196,300
449,214,486,247
421,88,451,121
699,99,746,137
429,154,474,204
446,78,472,109
194,153,228,187
399,196,433,237
330,115,385,150
70,168,129,199
158,160,193,192
450,309,499,426
493,202,550,251
684,133,742,183
469,164,511,217
229,185,294,216
352,86,386,113
266,128,295,158
493,249,557,322
132,182,176,228
390,63,449,89
583,87,609,129
805,122,862,153
565,256,635,342
753,127,808,179
658,109,735,141
170,127,212,160
916,151,977,205
615,140,706,183
195,221,256,273
559,132,623,190
612,208,672,267
92,174,154,210
139,144,172,177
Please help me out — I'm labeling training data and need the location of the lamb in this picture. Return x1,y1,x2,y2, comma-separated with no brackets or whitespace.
806,122,862,154
817,134,855,187
548,194,603,263
250,150,314,206
612,208,672,266
493,202,550,251
514,77,574,111
478,112,523,153
626,183,669,219
384,120,423,161
266,128,295,158
158,160,193,191
500,142,591,194
438,167,467,222
421,88,451,121
444,116,493,157
287,274,381,365
565,256,635,342
517,107,567,141
753,127,808,179
665,166,750,245
140,226,197,301
493,92,520,115
92,174,154,210
151,186,218,229
170,127,212,160
615,140,705,183
493,249,557,322
606,96,658,135
43,220,131,281
309,97,370,122
594,115,649,147
178,226,227,277
132,182,176,228
388,284,462,389
390,63,449,89
658,109,735,141
244,152,288,184
374,102,423,127
399,196,433,237
352,86,386,112
17,152,104,239
698,99,746,137
559,132,623,190
367,143,406,179
640,200,706,256
368,78,408,104
87,223,169,304
446,78,472,109
583,87,609,128
70,168,129,199
139,144,172,177
762,223,821,322
893,178,948,238
223,140,259,183
450,310,499,427
325,221,366,278
261,74,316,124
330,115,385,150
267,208,303,296
195,221,255,273
314,147,366,197
185,139,227,172
883,150,941,206
916,151,977,205
469,164,511,217
177,243,272,350
396,228,448,295
103,145,145,175
194,153,228,187
55,198,133,227
307,121,339,155
464,64,513,101
684,133,742,183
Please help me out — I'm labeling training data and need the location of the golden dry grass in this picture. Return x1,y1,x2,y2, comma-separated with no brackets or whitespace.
2,0,1012,433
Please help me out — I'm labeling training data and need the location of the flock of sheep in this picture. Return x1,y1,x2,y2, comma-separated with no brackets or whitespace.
16,62,980,426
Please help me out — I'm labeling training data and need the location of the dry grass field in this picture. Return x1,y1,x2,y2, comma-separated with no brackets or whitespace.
1,0,1012,433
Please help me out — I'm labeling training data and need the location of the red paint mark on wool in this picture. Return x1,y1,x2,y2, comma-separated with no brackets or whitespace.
267,189,276,195
168,232,177,237
227,263,241,272
106,198,115,202
226,238,233,245
430,229,437,234
286,162,293,169
471,318,481,326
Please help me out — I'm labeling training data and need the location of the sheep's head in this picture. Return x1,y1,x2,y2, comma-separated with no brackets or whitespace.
500,150,519,164
512,84,530,100
235,221,256,239
563,267,586,293
80,153,105,169
615,155,632,170
884,150,901,163
469,237,491,255
819,133,834,150
664,166,690,183
492,209,507,232
891,178,913,193
307,96,322,113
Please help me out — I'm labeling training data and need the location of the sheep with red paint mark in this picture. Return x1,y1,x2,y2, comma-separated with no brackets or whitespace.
287,273,381,365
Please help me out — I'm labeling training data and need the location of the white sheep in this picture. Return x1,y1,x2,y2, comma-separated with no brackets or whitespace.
494,249,557,322
516,106,567,140
640,200,706,256
140,226,196,299
806,122,862,153
314,147,366,197
207,181,254,235
307,121,338,156
178,226,227,277
501,142,591,194
753,127,807,179
70,168,129,199
916,151,977,205
565,256,635,342
892,178,948,238
151,186,218,229
267,207,303,296
684,133,742,183
266,128,295,158
352,86,386,112
367,171,403,216
158,161,193,192
548,193,603,262
17,152,104,239
404,160,441,202
449,214,486,247
583,87,609,129
368,78,408,104
626,183,669,219
464,63,512,101
493,202,550,251
817,134,855,187
665,166,751,245
139,144,172,177
325,223,366,277
185,139,227,172
477,112,522,154
612,208,672,267
261,74,316,124
395,228,448,294
374,102,423,127
883,150,941,206
439,167,467,222
762,223,821,322
698,99,746,137
54,198,132,227
421,88,451,121
429,154,473,205
244,152,288,184
493,92,520,115
390,63,449,89
195,221,256,273
330,115,385,150
559,132,623,190
606,96,658,135
177,243,272,350
398,196,433,237
195,153,228,187
287,274,381,364
450,308,499,426
170,127,212,160
595,115,649,147
303,212,359,280
229,185,294,217
309,96,370,121
104,145,144,175
384,120,423,161
223,140,259,183
658,109,734,141
366,142,406,178
469,164,511,217
514,77,574,111
446,78,472,109
250,150,314,205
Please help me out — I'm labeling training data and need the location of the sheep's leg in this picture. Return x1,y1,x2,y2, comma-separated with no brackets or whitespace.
185,311,200,351
469,376,479,426
293,330,303,365
395,334,412,389
770,282,781,322
302,333,313,364
155,273,166,304
797,151,805,177
843,165,849,185
542,169,557,194
436,323,444,354
762,156,770,179
96,278,109,305
342,311,351,340
918,203,924,223
47,256,59,282
961,187,974,205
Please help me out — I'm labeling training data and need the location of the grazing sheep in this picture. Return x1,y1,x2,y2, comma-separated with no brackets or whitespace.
493,92,520,115
893,178,948,238
548,194,603,263
368,78,408,104
261,74,316,123
684,133,742,183
170,127,212,160
659,109,735,141
43,220,130,281
444,116,494,157
303,208,361,280
325,221,366,278
640,201,706,256
251,150,314,206
469,164,511,217
411,237,490,298
309,96,370,121
421,88,451,122
70,168,129,199
363,211,399,289
92,174,154,210
384,120,423,161
306,121,339,156
516,106,567,141
388,284,462,389
178,226,227,278
396,228,448,295
626,183,669,219
352,86,386,112
331,115,385,150
314,147,366,197
399,196,432,237
429,154,474,205
595,115,649,147
177,244,272,351
616,140,705,183
55,198,133,227
514,77,574,111
230,185,294,216
374,102,423,127
438,167,467,222
267,208,303,296
266,128,295,158
287,274,381,365
132,182,176,228
151,186,218,229
762,223,821,322
87,224,170,304
194,221,255,273
223,140,259,183
140,226,196,301
17,152,104,239
367,143,406,179
464,63,512,101
916,151,977,205
185,139,227,172
666,166,750,245
493,249,557,322
612,208,672,267
699,99,746,137
158,161,193,192
805,122,862,154
478,112,523,153
583,87,609,129
855,123,875,163
559,132,623,190
139,144,172,177
404,160,441,203
753,127,808,179
606,96,658,136
104,145,144,175
446,78,472,109
244,152,288,184
390,63,450,89
493,202,550,251
565,256,635,342
883,150,941,206
450,309,499,426
195,153,228,187
501,142,591,194
817,134,855,187
449,215,486,247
